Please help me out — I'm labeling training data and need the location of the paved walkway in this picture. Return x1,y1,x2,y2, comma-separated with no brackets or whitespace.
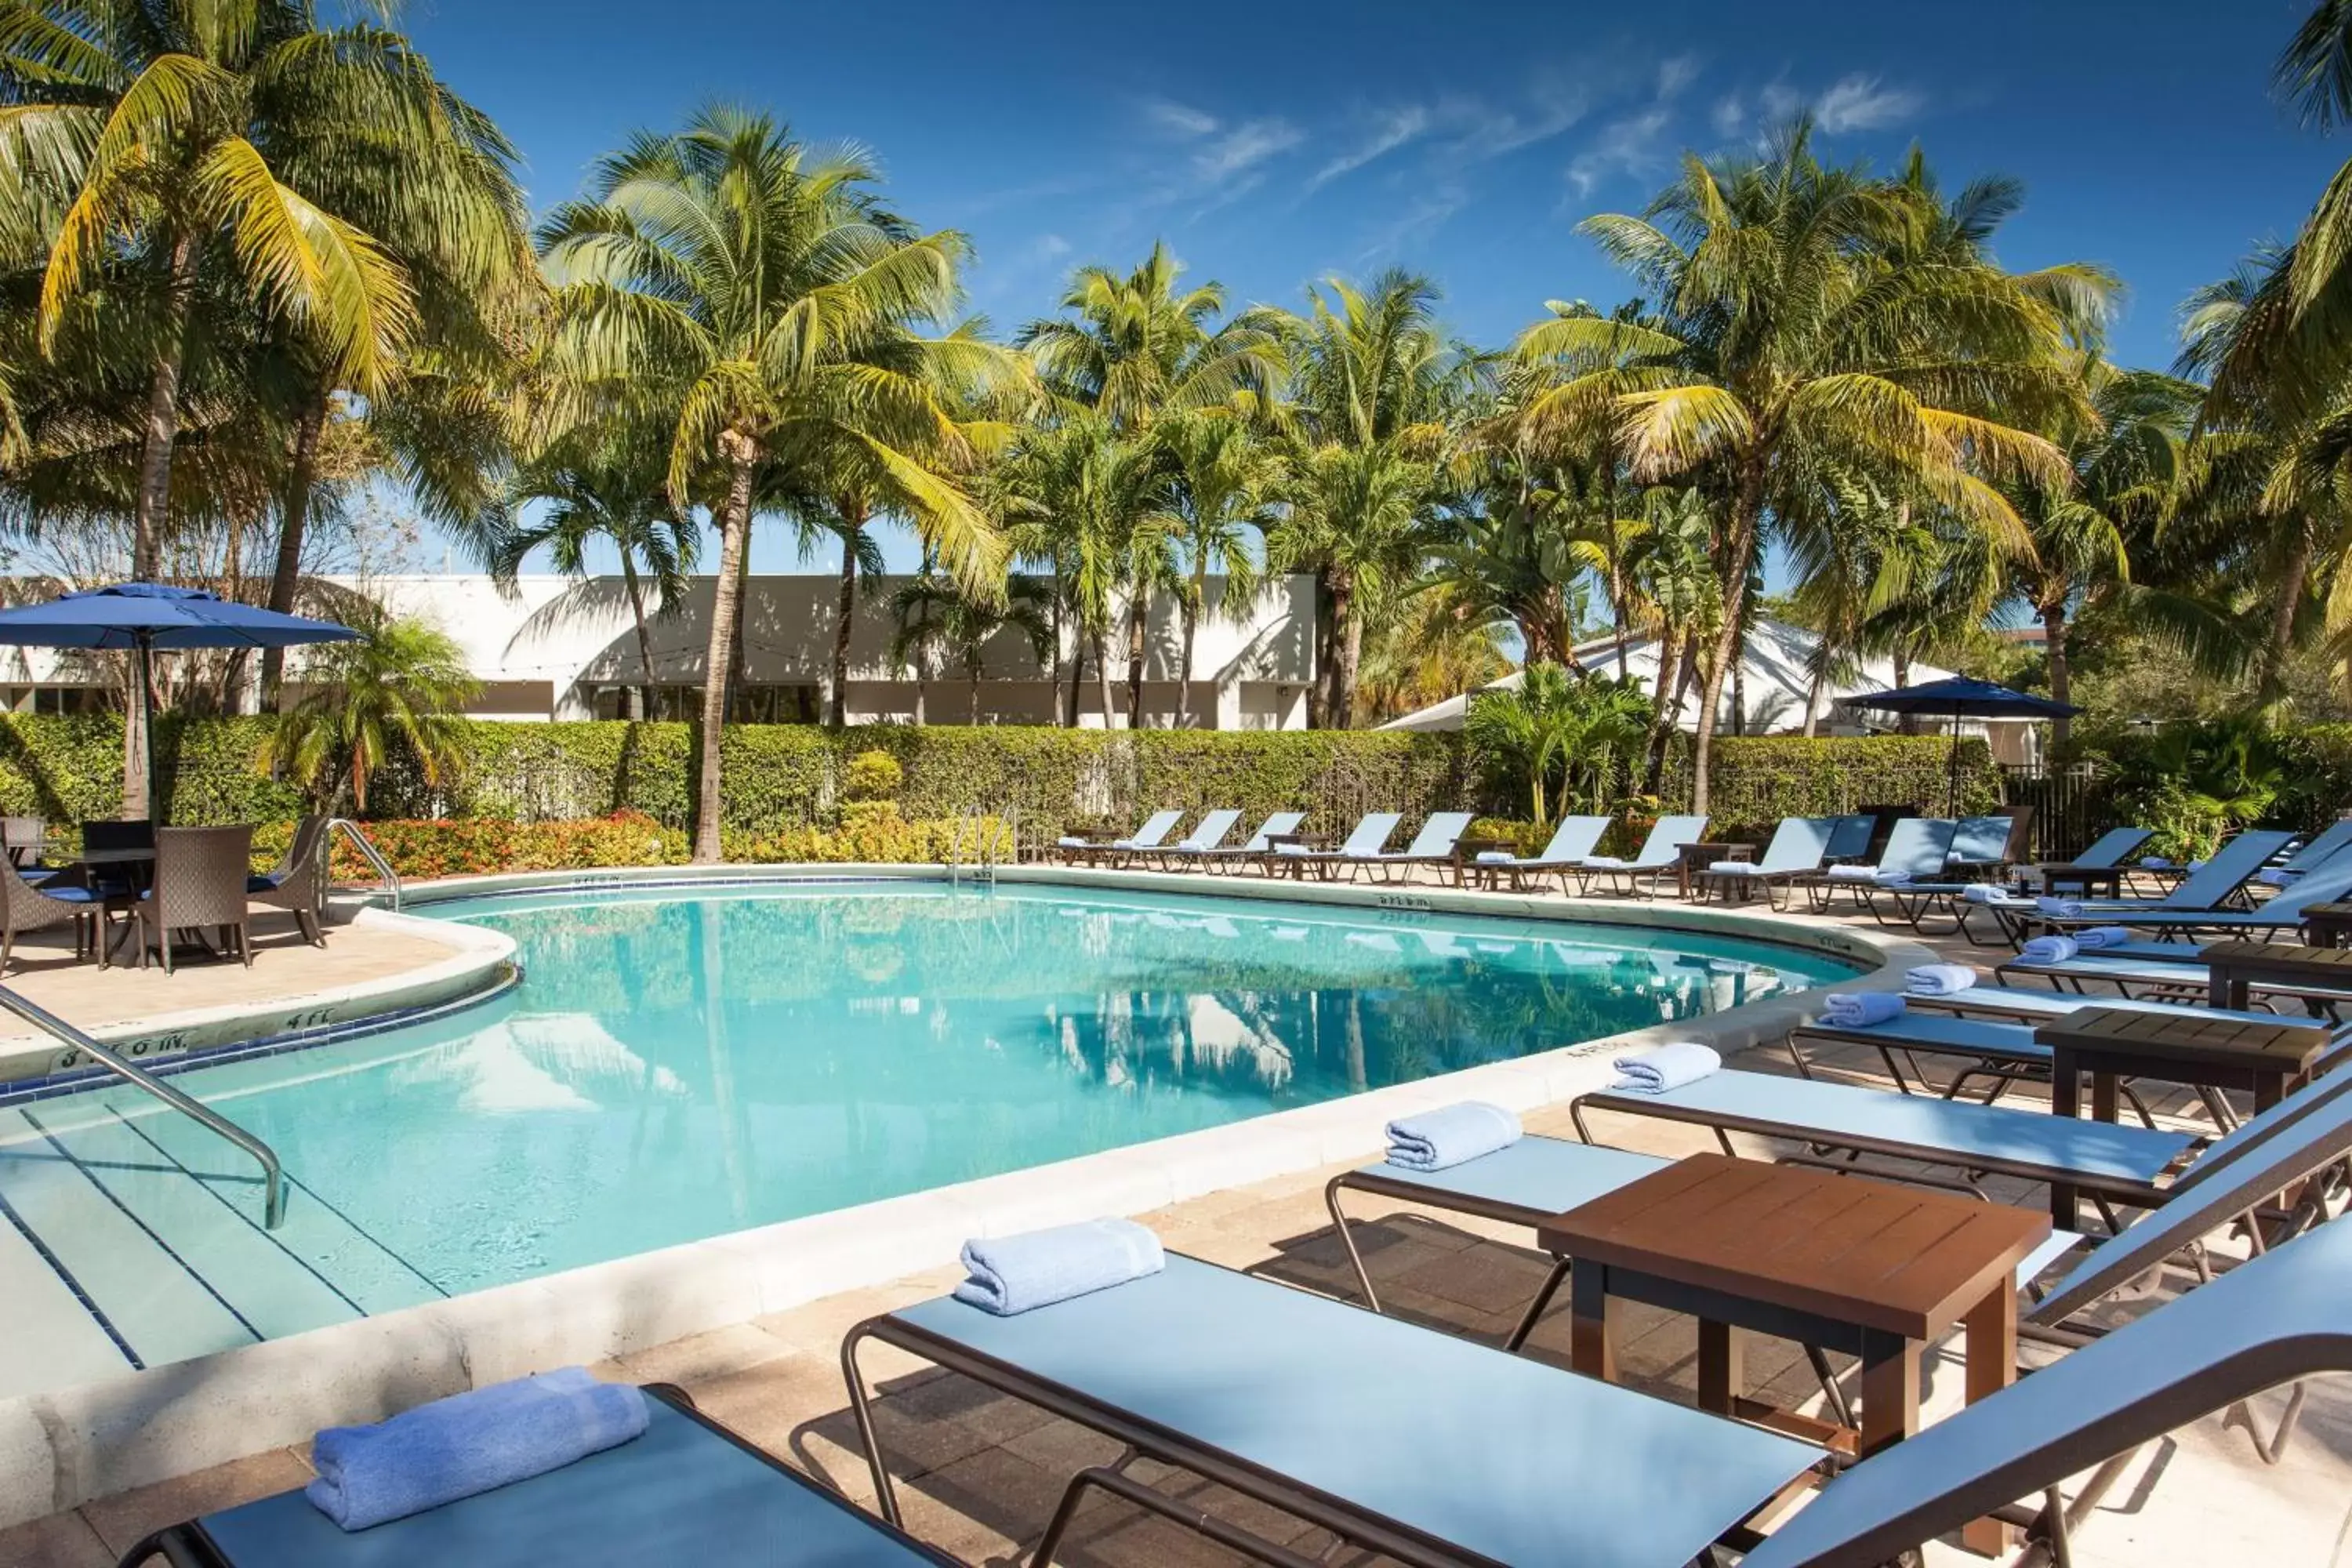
5,891,2345,1567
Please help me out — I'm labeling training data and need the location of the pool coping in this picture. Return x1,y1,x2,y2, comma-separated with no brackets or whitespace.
0,862,1941,1526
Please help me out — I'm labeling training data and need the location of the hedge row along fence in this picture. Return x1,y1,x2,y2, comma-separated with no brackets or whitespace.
0,716,2000,873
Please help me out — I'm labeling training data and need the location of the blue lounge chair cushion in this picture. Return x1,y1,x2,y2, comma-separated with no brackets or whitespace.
1910,985,2333,1035
1802,1013,2055,1067
1362,1137,1668,1220
197,1396,938,1566
1600,1071,2196,1188
891,1255,1819,1568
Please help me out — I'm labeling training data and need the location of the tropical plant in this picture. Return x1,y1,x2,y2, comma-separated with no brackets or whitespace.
1157,412,1278,725
495,426,696,718
1519,122,2096,809
887,569,1054,724
537,107,998,859
1462,662,1653,820
1016,241,1279,430
259,609,478,811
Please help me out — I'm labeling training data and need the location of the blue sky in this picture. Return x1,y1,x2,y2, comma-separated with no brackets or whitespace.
396,0,2344,572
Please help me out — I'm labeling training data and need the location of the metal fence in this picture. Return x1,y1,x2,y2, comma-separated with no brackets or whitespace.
1998,762,2118,862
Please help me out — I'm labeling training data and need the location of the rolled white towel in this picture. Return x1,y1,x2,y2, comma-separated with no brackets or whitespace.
2035,896,2084,918
2071,926,2132,950
1822,991,1907,1026
953,1219,1165,1316
2019,935,2080,965
1385,1102,1523,1171
1905,964,1979,996
1708,859,1757,874
1961,884,2024,906
1610,1041,1722,1094
1824,864,1882,883
1056,836,1089,848
1581,855,1630,869
1874,869,1915,886
1474,850,1515,863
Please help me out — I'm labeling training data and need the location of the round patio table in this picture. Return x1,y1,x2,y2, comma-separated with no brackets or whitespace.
54,847,156,965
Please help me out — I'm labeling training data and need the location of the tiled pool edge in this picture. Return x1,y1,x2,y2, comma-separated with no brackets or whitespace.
0,869,1938,1526
0,910,518,1089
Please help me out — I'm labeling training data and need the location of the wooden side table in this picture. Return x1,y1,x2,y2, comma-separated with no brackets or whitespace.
2033,1003,2324,1227
2302,903,2352,948
1541,1155,2046,1555
2034,860,2127,897
2198,938,2352,1009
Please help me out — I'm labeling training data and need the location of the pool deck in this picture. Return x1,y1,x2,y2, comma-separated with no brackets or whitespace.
0,874,2342,1567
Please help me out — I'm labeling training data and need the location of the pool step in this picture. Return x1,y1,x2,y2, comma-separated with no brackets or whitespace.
0,1094,445,1383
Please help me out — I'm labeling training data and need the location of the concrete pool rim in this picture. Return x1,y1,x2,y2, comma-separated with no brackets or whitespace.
0,862,1941,1527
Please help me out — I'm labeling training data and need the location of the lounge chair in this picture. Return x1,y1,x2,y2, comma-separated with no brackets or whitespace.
1737,1218,2352,1568
1568,813,1709,899
1796,817,1955,914
1337,810,1476,884
1822,811,1878,863
1958,827,2299,946
1053,809,1183,867
118,1383,953,1566
1330,1051,2352,1374
2253,814,2352,888
1567,1050,2352,1230
1464,814,1610,891
2025,852,2352,943
1942,814,2018,878
1690,816,1838,909
1186,809,1305,875
2034,826,2158,896
850,1214,2352,1568
1906,975,2347,1035
1269,811,1400,880
1139,808,1240,871
846,1252,1824,1568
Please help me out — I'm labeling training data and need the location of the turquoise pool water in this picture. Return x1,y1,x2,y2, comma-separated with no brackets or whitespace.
0,880,1857,1381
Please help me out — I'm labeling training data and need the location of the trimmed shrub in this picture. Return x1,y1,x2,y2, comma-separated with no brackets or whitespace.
840,750,904,802
1671,735,2002,841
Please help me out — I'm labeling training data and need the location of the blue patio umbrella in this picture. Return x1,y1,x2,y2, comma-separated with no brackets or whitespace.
1841,675,2080,815
0,583,360,820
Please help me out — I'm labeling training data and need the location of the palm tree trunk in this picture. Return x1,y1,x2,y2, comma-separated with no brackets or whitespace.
1801,661,1826,739
969,658,983,724
1688,465,1762,815
1330,569,1362,730
132,230,201,580
2042,598,2073,752
2261,524,2314,703
1067,630,1084,728
1093,629,1115,727
1642,626,1682,791
1730,654,1746,738
829,508,864,726
621,554,655,720
1175,567,1203,728
1126,586,1148,728
1893,647,1918,734
1308,567,1337,728
260,391,328,708
695,434,758,862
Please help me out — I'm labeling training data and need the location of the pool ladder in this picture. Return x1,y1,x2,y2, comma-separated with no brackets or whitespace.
325,818,401,909
0,985,287,1228
945,807,1014,886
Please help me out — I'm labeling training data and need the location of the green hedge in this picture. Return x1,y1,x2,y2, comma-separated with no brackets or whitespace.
0,713,1994,851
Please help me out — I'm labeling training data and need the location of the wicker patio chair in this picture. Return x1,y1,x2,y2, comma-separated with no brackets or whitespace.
0,861,98,973
123,826,256,973
248,815,328,946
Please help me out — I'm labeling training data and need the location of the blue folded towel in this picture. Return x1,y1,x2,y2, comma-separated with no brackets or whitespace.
1385,1101,1523,1170
1610,1041,1722,1094
305,1368,648,1532
1905,964,1978,996
2256,868,2298,887
1581,855,1629,869
953,1218,1164,1316
1961,884,2022,906
2019,935,2080,964
2035,896,2083,918
2071,926,2132,950
1822,992,1906,1026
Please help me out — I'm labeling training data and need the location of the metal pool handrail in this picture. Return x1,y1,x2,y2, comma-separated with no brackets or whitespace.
0,985,287,1229
325,818,401,909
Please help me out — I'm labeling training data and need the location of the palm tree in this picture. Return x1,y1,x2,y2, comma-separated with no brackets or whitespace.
888,571,1054,723
1354,583,1512,725
1520,122,2090,811
538,107,997,860
1268,270,1468,726
1157,413,1277,726
495,426,697,719
260,608,478,813
1018,242,1279,431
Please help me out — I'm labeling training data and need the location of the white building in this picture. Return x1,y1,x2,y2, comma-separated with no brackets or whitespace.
0,574,1319,730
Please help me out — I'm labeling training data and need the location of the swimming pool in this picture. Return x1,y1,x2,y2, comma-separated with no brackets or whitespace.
0,880,1858,1392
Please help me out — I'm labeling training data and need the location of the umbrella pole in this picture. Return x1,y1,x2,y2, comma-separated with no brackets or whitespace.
1947,709,1961,817
139,637,158,826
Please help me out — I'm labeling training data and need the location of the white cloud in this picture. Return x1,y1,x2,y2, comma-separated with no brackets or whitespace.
1033,233,1071,260
1355,181,1471,260
1565,103,1674,198
1813,74,1923,132
1193,118,1305,183
1711,92,1745,138
1308,105,1432,192
1657,55,1700,100
1447,81,1592,161
1142,98,1220,139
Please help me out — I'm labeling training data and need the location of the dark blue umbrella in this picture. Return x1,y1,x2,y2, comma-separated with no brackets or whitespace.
0,584,359,820
1842,676,2081,814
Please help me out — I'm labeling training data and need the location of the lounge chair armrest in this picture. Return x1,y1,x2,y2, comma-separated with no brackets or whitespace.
111,1527,215,1568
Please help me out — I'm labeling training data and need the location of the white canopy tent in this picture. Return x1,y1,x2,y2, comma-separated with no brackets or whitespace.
1377,618,2042,764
